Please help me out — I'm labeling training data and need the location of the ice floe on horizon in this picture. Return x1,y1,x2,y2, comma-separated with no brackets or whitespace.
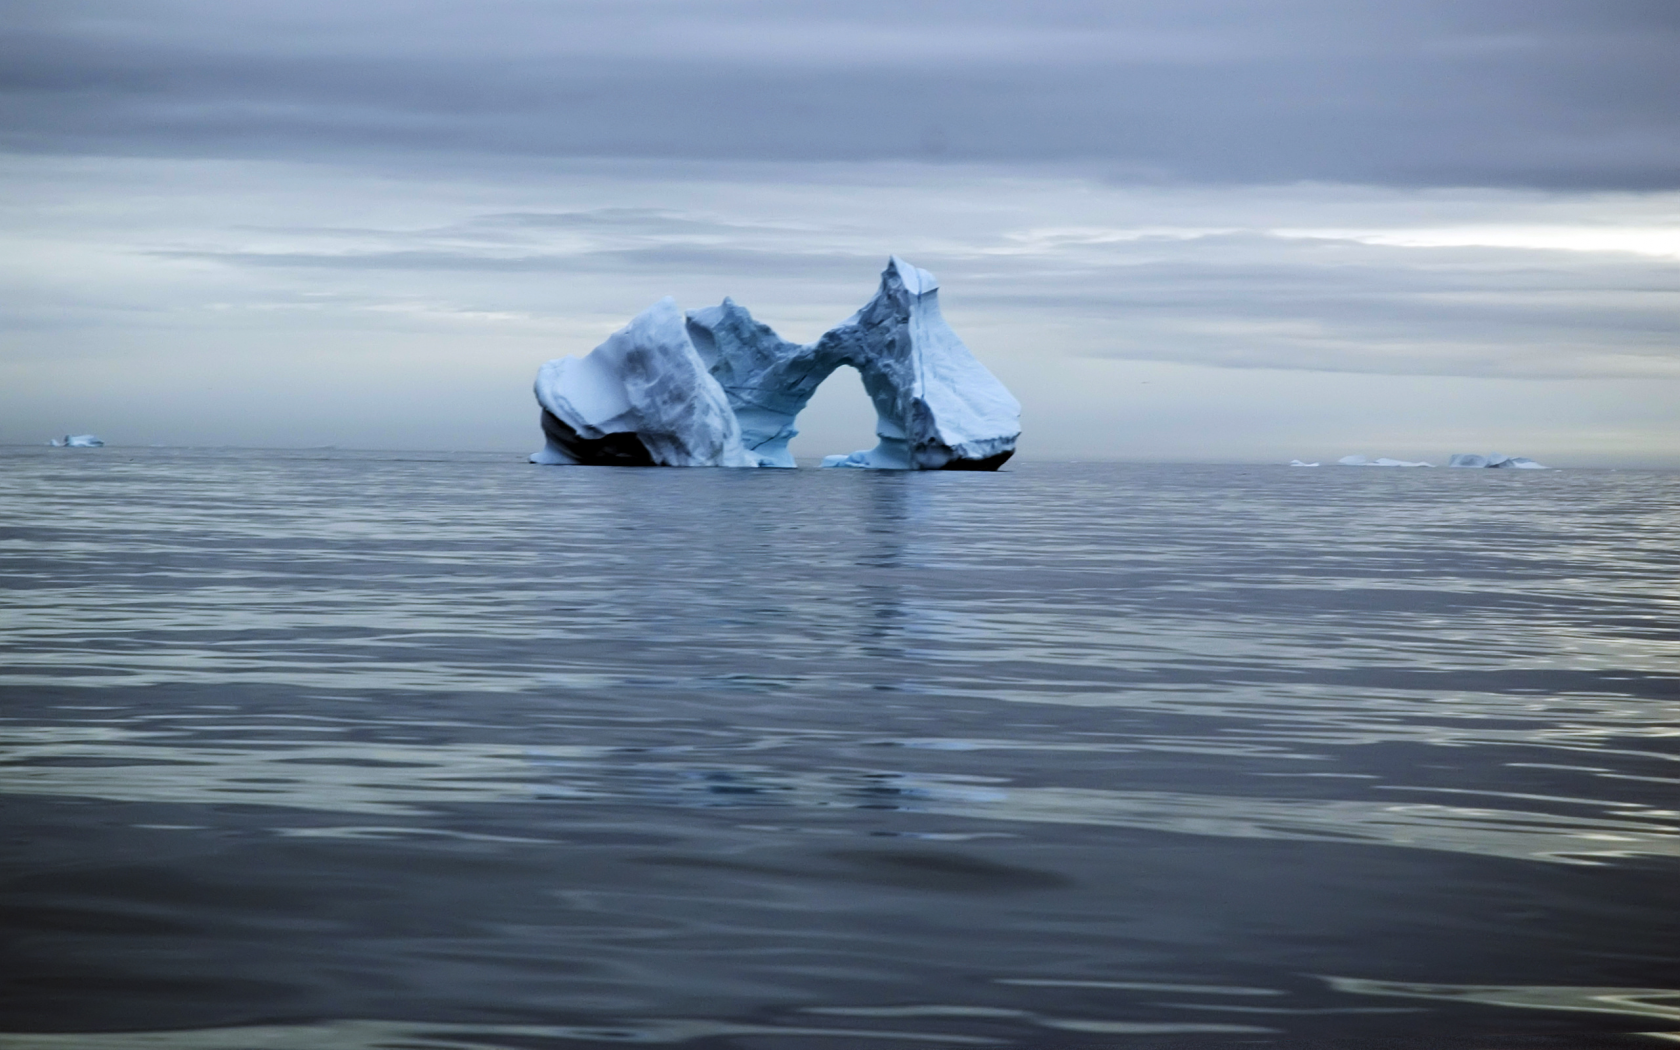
1448,453,1547,469
1338,455,1433,467
1300,453,1550,469
48,434,104,447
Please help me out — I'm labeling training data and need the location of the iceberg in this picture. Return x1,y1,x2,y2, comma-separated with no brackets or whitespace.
49,434,104,447
1448,453,1547,469
530,258,1021,470
1289,460,1320,467
1337,455,1433,467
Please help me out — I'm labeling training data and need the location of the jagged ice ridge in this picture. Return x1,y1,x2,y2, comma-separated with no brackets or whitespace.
531,258,1021,470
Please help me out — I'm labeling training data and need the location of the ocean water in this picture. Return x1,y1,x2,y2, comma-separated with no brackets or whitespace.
2,447,1678,1049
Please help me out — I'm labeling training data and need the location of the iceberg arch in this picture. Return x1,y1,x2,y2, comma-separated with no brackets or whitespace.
532,257,1021,470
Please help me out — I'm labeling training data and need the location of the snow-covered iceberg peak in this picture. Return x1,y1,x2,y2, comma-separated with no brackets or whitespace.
532,258,1021,470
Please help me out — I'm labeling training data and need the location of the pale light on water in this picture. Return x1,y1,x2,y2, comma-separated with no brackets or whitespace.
2,448,1677,1047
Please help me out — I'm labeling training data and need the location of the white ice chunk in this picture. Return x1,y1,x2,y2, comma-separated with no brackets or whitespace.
50,434,104,447
542,354,633,433
1289,460,1320,467
528,443,577,465
531,298,756,467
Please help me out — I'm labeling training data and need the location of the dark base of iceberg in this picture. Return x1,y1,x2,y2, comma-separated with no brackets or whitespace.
530,258,1020,470
937,450,1015,471
537,410,656,467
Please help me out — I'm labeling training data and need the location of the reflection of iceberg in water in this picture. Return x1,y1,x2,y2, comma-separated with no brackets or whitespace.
855,474,914,655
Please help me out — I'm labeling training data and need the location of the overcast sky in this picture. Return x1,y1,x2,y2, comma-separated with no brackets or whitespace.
3,0,1677,463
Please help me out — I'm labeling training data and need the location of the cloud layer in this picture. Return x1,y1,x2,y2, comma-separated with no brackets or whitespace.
4,0,1679,188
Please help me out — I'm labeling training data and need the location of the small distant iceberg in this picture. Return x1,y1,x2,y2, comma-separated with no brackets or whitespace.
49,434,104,447
1447,453,1547,469
1289,460,1320,467
1338,455,1433,467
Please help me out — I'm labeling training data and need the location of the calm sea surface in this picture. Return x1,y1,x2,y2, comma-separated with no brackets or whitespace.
2,448,1678,1049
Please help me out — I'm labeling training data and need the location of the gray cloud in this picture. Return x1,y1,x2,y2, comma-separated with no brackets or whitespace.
3,0,1678,188
10,173,1671,386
